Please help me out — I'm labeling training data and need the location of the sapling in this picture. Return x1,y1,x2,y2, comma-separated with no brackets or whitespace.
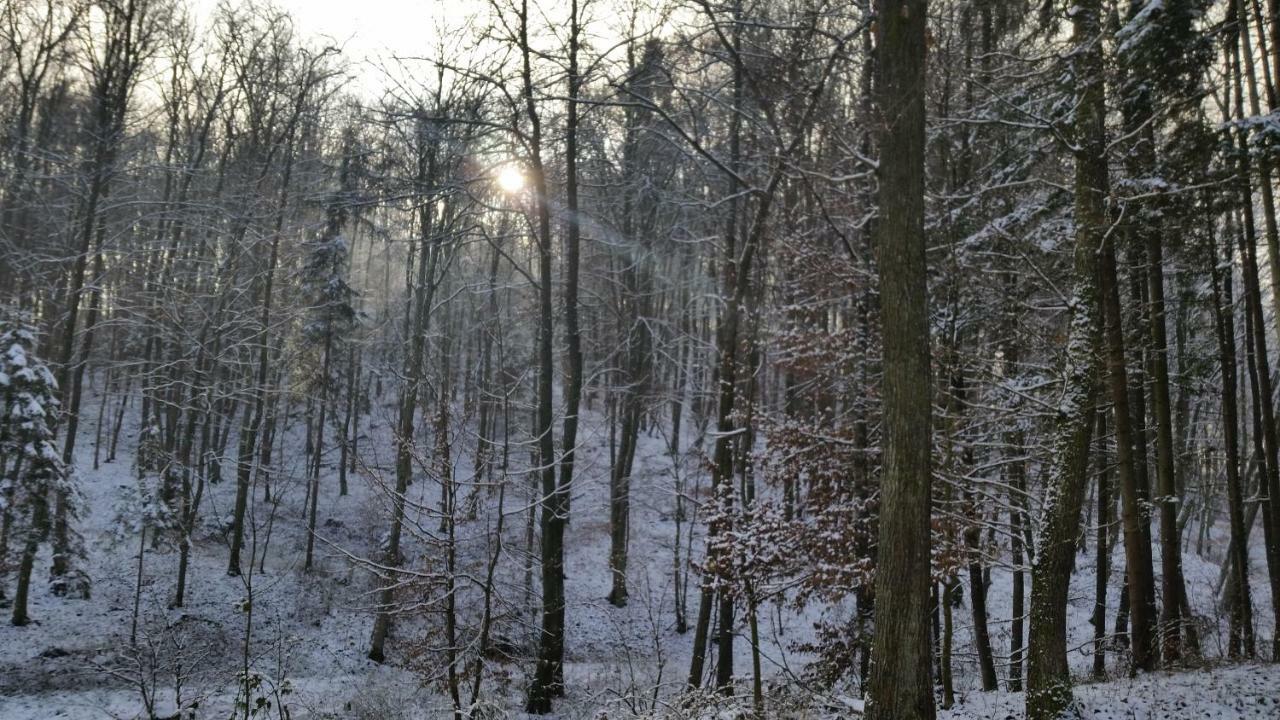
113,420,176,646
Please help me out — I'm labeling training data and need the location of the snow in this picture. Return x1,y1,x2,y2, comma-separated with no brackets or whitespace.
6,343,28,368
938,664,1280,719
1,386,1277,719
1116,0,1165,56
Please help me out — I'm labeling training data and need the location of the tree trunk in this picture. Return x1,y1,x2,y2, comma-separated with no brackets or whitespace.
368,132,440,663
1099,203,1159,673
1209,204,1255,658
864,0,933,716
523,0,567,707
227,82,310,575
305,338,333,573
1025,0,1106,713
1092,409,1110,678
11,487,46,626
339,345,356,496
1146,223,1191,661
966,515,997,691
1231,0,1280,660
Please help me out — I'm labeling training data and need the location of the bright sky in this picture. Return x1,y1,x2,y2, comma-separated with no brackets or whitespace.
269,0,444,59
187,0,666,96
191,0,468,91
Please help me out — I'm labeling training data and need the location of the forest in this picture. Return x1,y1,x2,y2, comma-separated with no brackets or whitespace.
2,0,1280,718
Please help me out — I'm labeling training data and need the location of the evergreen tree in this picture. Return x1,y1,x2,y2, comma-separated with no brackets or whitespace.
0,316,77,625
299,196,357,572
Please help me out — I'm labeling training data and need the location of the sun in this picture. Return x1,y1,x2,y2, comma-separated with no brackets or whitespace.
496,164,525,193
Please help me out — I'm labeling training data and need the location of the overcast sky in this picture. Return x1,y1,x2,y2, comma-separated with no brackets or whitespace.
270,0,443,58
190,0,468,91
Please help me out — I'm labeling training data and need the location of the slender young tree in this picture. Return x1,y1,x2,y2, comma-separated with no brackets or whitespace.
300,188,356,573
369,111,444,663
523,0,567,706
1208,199,1255,658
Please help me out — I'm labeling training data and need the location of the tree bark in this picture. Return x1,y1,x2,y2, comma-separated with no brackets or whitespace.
524,0,567,707
1208,204,1255,658
368,124,440,663
1099,208,1159,673
1025,0,1106,713
864,0,933,716
1092,410,1110,678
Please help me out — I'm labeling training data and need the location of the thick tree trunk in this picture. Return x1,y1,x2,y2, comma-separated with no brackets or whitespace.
864,0,933,716
1025,0,1106,714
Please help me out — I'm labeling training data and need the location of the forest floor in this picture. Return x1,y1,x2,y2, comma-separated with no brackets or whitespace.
0,385,1277,719
938,662,1280,719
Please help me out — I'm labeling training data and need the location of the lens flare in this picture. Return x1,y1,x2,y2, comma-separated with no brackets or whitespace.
497,165,524,193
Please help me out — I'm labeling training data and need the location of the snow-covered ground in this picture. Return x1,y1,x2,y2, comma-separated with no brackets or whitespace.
1,384,1277,719
938,663,1280,719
